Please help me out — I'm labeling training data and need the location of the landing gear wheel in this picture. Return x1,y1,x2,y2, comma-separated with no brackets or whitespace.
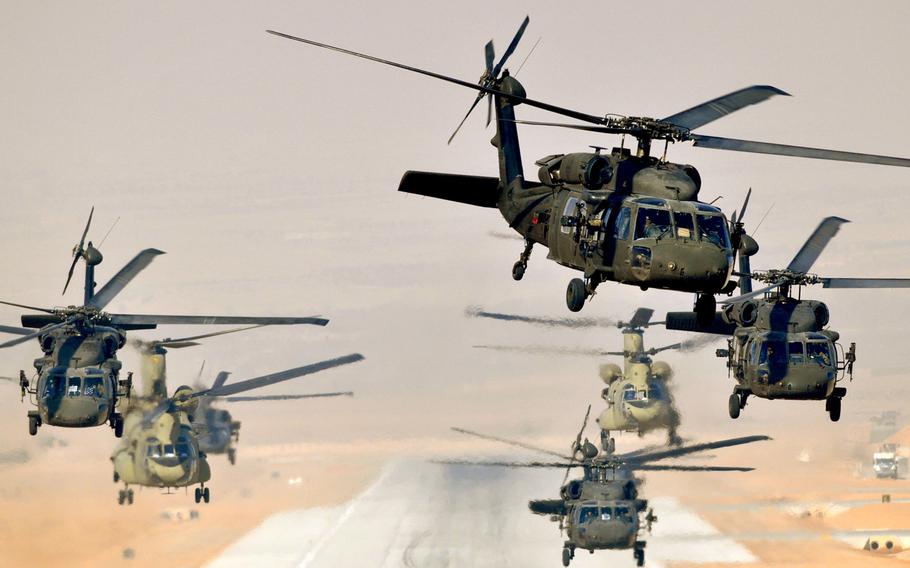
566,278,586,312
599,432,615,454
728,393,741,419
512,261,526,281
634,549,645,567
112,414,124,438
695,294,716,327
203,487,210,503
118,490,125,505
827,397,842,422
562,547,572,567
228,449,236,465
127,489,134,505
28,415,38,436
194,487,202,503
113,471,120,483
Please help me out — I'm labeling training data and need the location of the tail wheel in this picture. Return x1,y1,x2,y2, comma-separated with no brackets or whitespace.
728,393,741,419
566,278,586,312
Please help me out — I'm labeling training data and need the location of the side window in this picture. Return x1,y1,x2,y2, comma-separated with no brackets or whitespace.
674,212,695,239
635,208,672,240
561,197,581,235
614,207,631,240
788,342,804,364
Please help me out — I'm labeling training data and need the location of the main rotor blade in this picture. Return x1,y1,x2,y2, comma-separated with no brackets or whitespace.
211,371,230,390
662,86,789,131
153,325,267,349
738,188,752,224
623,435,771,465
0,324,35,336
473,344,611,357
786,216,849,274
466,306,616,328
720,282,781,305
635,464,755,472
433,459,578,469
265,30,608,125
110,314,328,326
0,321,69,349
196,353,364,398
87,249,166,310
0,300,55,314
64,206,95,295
628,308,654,329
491,16,530,78
821,278,910,289
691,134,910,168
225,391,354,402
450,427,572,461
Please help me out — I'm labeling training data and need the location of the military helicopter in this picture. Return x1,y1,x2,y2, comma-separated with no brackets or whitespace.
468,306,720,451
665,217,910,421
111,345,363,505
0,209,328,437
442,407,770,566
267,18,910,320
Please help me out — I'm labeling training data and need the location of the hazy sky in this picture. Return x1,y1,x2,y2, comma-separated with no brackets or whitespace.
2,1,910,453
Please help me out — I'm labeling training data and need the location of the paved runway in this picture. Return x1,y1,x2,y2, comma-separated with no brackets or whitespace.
208,461,756,567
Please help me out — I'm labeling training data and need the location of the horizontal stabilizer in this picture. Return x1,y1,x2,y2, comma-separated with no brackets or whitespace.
665,312,737,336
398,171,501,208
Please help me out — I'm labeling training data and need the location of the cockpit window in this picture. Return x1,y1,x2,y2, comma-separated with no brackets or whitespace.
788,342,804,364
83,377,104,398
615,506,632,522
44,376,65,398
66,377,81,397
807,342,832,366
146,441,162,458
176,443,191,459
600,507,613,521
614,207,631,240
674,212,695,239
579,506,599,524
635,208,672,240
697,214,730,248
759,341,787,366
162,444,176,458
623,385,637,401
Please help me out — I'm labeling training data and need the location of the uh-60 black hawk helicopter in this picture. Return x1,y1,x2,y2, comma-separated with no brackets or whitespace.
442,406,770,567
665,216,910,421
267,17,910,321
0,209,328,438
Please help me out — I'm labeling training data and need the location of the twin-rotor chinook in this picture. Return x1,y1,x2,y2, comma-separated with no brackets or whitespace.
268,17,910,320
443,407,770,567
666,217,910,421
0,209,327,438
113,328,362,505
468,307,717,451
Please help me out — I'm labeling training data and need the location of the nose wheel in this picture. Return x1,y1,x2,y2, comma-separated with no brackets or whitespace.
195,486,211,504
600,430,616,454
694,294,716,327
117,488,134,505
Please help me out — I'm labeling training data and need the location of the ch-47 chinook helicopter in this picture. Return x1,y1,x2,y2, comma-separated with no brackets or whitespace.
665,216,910,422
442,407,770,567
267,18,910,319
133,332,355,465
112,339,363,505
0,208,328,437
468,306,720,451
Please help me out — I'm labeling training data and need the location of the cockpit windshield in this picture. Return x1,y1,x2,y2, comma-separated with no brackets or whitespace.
615,506,633,523
66,377,81,397
83,377,104,398
599,507,613,521
807,342,833,366
697,214,730,248
146,439,162,458
674,212,695,239
579,506,599,524
758,341,787,366
635,208,672,240
44,376,65,398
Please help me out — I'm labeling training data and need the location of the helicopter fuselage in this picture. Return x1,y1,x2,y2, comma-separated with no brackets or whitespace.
565,498,641,551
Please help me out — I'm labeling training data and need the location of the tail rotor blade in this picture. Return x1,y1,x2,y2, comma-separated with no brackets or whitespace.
64,206,95,295
491,16,530,78
447,93,486,145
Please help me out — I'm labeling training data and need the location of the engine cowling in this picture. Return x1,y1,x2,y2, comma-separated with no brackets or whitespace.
722,300,759,327
650,361,673,382
599,363,623,385
542,153,614,190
